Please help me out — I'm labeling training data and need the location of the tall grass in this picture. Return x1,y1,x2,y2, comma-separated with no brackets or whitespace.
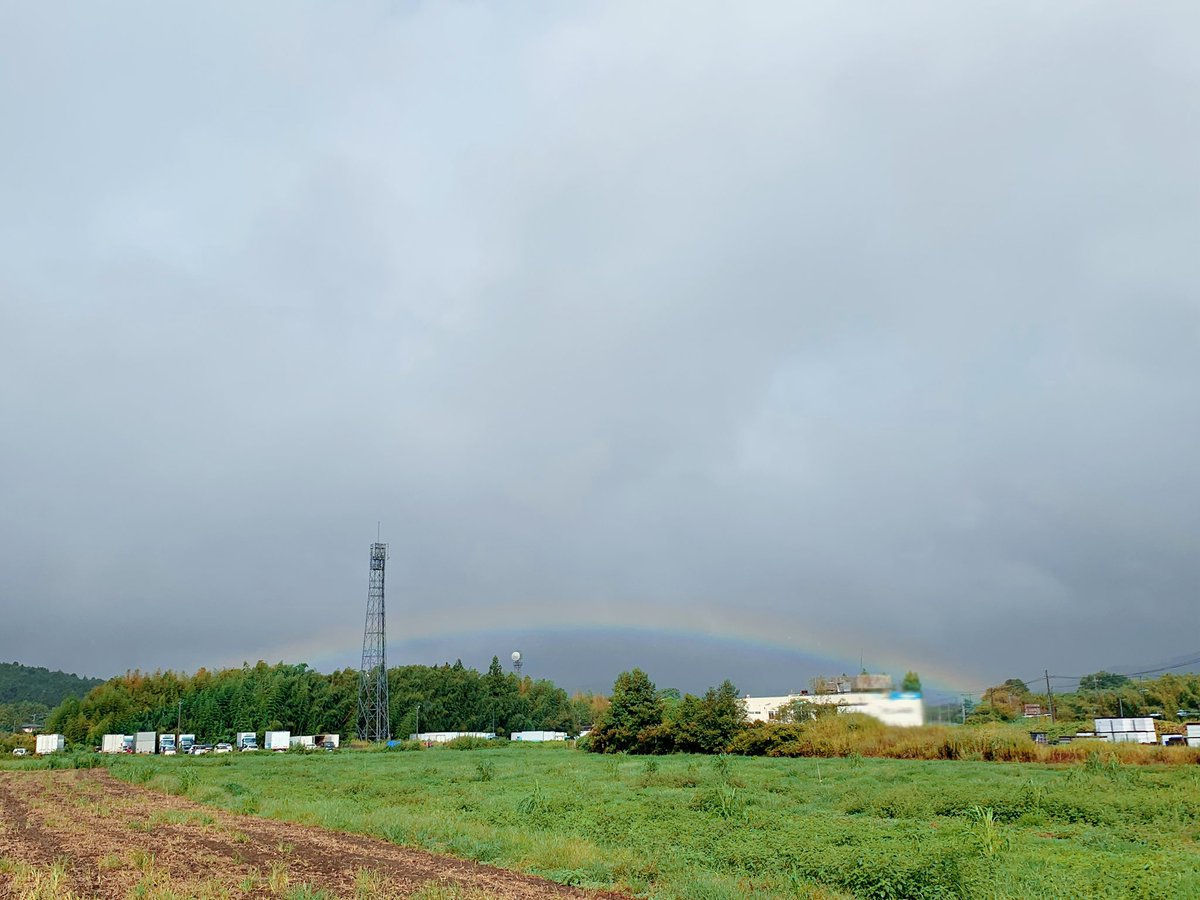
102,742,1200,899
728,714,1200,764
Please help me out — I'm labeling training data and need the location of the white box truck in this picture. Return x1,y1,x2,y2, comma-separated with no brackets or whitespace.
135,732,157,754
36,734,65,754
236,732,259,751
265,730,290,752
101,734,128,754
179,734,195,754
316,733,340,751
289,735,317,750
159,734,177,755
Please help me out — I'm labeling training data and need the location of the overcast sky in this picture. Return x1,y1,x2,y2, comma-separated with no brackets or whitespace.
2,2,1197,696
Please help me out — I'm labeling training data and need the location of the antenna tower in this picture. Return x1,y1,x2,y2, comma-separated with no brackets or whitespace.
358,542,390,742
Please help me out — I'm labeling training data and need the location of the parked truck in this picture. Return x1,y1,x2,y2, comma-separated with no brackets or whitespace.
179,734,195,754
264,730,290,752
316,733,340,751
35,734,65,755
236,732,259,751
135,732,157,754
159,733,177,755
101,734,130,754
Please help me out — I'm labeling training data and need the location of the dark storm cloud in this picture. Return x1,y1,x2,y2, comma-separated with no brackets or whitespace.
1,2,1197,692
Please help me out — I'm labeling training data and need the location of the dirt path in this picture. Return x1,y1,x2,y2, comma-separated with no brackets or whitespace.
0,770,628,899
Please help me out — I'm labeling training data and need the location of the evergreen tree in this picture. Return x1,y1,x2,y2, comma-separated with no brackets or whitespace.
589,668,663,753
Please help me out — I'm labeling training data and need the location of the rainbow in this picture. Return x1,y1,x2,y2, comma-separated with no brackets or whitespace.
245,602,984,695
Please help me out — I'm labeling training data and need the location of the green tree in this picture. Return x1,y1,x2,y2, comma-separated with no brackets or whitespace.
901,671,922,692
589,669,663,754
1079,671,1131,691
775,697,846,724
670,680,746,753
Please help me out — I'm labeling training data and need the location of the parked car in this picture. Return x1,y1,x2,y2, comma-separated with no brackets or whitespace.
214,742,233,754
12,748,27,756
190,744,212,755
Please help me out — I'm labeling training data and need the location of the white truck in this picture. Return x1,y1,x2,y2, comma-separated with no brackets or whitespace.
35,734,65,754
264,730,291,752
236,732,259,751
289,735,317,750
316,733,340,751
159,734,177,755
101,734,130,754
179,734,195,754
135,732,157,754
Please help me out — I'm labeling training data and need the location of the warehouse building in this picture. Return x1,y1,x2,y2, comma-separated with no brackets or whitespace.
743,692,924,727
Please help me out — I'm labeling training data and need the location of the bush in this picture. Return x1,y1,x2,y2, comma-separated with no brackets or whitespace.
383,740,423,752
444,736,498,750
727,722,808,756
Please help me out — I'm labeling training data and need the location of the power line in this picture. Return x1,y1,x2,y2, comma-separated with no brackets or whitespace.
947,652,1200,697
1053,653,1200,682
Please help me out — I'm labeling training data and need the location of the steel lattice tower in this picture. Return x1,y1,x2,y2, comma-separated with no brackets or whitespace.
357,542,390,742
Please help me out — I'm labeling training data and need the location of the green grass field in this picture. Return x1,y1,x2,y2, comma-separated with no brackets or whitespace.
56,746,1200,898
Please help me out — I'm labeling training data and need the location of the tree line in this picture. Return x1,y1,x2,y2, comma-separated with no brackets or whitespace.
0,661,103,708
965,671,1200,725
42,658,607,746
586,668,749,754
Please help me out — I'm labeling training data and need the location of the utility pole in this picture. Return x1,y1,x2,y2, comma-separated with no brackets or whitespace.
177,699,182,734
1045,670,1056,722
960,695,967,725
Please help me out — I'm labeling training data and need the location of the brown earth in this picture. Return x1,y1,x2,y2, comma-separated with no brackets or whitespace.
0,770,629,899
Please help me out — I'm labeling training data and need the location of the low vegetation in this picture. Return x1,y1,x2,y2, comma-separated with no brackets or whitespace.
84,742,1200,899
584,668,1200,762
728,715,1200,764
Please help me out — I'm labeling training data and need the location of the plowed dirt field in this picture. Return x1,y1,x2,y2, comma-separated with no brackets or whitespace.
0,770,628,899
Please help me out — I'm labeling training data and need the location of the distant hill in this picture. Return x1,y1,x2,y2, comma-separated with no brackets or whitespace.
0,662,105,707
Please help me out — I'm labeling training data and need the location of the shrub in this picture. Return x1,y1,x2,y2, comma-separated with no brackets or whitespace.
384,740,423,752
444,736,495,750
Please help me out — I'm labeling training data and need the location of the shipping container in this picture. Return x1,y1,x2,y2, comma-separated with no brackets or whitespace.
35,733,65,754
264,730,290,751
135,732,157,754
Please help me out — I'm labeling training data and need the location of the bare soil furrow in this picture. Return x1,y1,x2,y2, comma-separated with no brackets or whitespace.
0,770,627,899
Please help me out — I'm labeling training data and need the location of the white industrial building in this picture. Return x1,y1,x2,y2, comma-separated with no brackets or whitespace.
743,691,925,728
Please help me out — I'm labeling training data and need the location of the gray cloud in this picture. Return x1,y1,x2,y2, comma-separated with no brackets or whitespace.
2,2,1198,693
